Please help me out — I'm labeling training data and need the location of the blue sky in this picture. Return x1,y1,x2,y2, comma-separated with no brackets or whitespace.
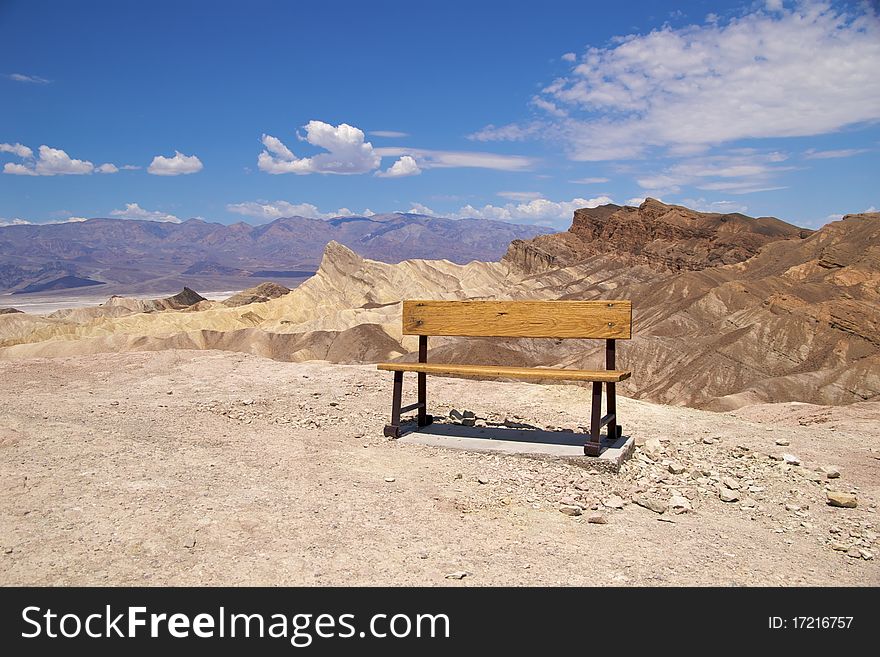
1,0,878,229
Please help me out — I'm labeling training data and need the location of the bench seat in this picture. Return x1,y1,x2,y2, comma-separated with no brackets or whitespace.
377,362,632,383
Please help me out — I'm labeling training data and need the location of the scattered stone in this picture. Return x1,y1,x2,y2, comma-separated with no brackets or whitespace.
785,503,801,512
657,517,676,523
859,549,874,561
559,505,583,517
775,438,790,446
826,491,857,508
668,462,686,475
603,495,625,509
643,438,663,461
462,418,476,427
719,487,740,503
477,476,490,485
702,437,716,445
782,454,801,465
830,542,849,552
721,476,741,490
740,498,757,509
633,495,666,514
109,401,119,406
449,409,463,421
444,571,469,580
462,410,476,419
845,548,862,559
384,476,396,483
669,495,692,513
182,538,196,549
587,513,607,524
820,465,841,479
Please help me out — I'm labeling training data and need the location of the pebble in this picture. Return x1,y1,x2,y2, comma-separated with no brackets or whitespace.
384,476,396,483
669,495,692,513
785,503,801,512
845,548,862,559
719,487,740,503
587,513,607,524
444,571,469,580
826,491,858,508
702,437,716,445
721,476,741,490
559,505,583,517
477,476,490,485
603,495,625,509
775,438,790,446
782,454,801,466
632,495,666,514
643,438,663,461
830,542,849,551
668,462,686,475
820,465,841,479
859,549,874,560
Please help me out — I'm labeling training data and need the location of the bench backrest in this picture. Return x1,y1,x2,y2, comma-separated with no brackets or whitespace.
402,300,632,339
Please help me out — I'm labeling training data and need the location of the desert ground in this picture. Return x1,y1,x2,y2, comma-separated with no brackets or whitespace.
1,349,877,586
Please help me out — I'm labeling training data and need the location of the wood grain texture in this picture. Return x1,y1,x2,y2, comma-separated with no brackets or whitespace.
376,362,632,382
402,299,632,338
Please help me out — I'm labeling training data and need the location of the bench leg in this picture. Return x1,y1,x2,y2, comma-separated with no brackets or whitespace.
585,381,603,456
417,372,433,427
384,371,404,438
607,381,620,440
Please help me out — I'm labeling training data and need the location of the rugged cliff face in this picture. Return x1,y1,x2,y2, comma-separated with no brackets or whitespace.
504,198,810,273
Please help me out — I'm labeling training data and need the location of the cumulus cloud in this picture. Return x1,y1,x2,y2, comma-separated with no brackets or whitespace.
6,73,50,84
95,163,118,174
147,151,203,176
561,52,577,62
110,203,181,223
258,121,381,175
376,155,422,178
450,195,614,226
226,200,372,223
0,142,33,158
2,144,96,175
406,203,436,216
472,4,880,160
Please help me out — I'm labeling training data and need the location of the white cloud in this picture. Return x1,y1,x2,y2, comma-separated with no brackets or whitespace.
473,4,880,160
451,195,614,226
369,130,409,138
2,144,96,176
804,148,869,159
497,191,544,201
226,200,371,223
376,155,422,178
680,198,749,214
765,0,783,12
95,163,118,174
376,146,535,171
636,151,794,195
258,121,380,175
0,142,33,158
0,217,33,226
148,151,203,176
120,164,141,170
6,73,50,84
110,203,181,223
406,203,436,216
569,176,609,184
531,97,567,117
468,122,543,142
626,197,648,206
561,52,577,62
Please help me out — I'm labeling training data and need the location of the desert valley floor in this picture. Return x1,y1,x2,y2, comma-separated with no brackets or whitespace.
1,349,877,586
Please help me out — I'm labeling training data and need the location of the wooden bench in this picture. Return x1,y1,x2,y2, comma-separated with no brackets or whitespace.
377,299,633,456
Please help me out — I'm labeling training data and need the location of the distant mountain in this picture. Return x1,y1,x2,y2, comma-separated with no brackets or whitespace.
0,213,549,293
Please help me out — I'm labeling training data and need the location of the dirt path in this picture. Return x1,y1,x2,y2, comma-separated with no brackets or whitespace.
1,350,877,586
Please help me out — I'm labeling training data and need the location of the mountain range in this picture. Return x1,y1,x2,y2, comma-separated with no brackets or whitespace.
0,213,548,294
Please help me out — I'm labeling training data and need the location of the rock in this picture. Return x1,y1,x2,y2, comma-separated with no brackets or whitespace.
668,462,686,475
702,437,716,445
477,476,490,485
633,495,666,514
449,409,463,421
643,438,663,460
462,410,476,419
718,487,740,503
775,438,790,446
721,476,741,490
830,542,849,551
182,538,196,549
826,491,858,508
462,418,476,427
859,549,874,560
820,465,841,479
603,495,625,509
669,495,692,513
785,504,801,512
587,513,607,524
384,476,396,483
782,454,801,465
846,548,862,559
559,505,583,517
444,571,469,580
